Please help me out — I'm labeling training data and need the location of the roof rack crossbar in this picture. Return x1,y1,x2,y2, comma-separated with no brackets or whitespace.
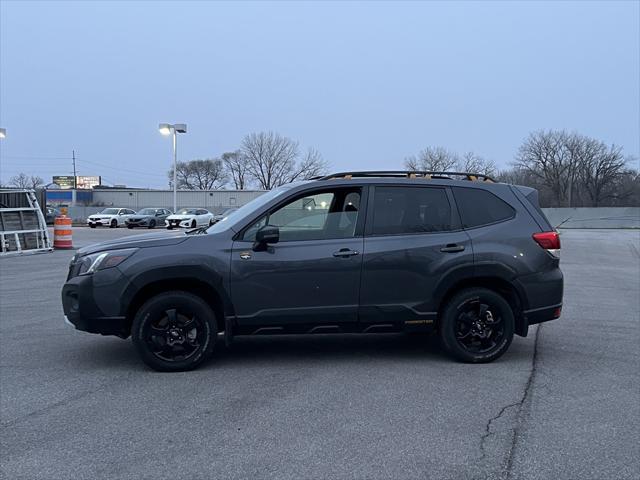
314,171,496,182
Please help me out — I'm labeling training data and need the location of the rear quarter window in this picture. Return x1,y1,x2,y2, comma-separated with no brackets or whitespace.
453,187,515,228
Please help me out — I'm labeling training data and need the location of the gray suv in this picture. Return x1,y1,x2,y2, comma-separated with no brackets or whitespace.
62,171,563,371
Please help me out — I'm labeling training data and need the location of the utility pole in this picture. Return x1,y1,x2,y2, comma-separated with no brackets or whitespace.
72,150,77,189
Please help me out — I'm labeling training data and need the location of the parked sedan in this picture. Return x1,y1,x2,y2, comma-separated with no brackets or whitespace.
125,208,172,229
87,208,136,228
165,208,214,229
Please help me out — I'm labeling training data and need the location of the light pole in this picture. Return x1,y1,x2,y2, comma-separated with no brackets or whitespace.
159,123,187,213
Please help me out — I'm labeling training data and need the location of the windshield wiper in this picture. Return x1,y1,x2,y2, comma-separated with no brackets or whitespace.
185,226,209,235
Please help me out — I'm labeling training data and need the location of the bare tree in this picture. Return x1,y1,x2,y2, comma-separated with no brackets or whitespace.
404,146,458,171
578,145,628,207
221,151,250,190
459,152,497,177
168,159,227,190
241,132,328,189
514,130,630,207
514,130,573,206
9,173,45,189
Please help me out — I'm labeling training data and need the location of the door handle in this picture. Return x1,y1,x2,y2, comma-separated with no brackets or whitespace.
333,248,360,258
440,244,465,253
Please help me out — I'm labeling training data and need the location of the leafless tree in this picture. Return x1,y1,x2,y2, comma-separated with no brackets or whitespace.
514,130,630,207
578,145,628,207
222,151,250,190
168,159,227,190
9,173,45,189
241,132,328,189
459,152,497,177
404,146,459,172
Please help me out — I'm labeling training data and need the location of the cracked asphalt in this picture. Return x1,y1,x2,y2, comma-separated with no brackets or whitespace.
1,228,638,480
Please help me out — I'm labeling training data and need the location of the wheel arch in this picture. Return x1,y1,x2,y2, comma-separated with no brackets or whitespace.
435,269,529,337
123,275,233,335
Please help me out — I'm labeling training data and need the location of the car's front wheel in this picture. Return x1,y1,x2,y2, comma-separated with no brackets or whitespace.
191,220,197,228
131,291,217,372
148,220,156,229
110,219,117,228
439,288,514,363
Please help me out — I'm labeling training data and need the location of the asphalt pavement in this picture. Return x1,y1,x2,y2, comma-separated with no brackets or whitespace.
0,227,638,480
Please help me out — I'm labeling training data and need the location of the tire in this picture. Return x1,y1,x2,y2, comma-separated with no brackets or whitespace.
148,220,156,229
89,224,96,229
167,225,173,230
191,220,197,228
127,224,134,229
439,288,514,363
131,291,217,372
110,219,118,228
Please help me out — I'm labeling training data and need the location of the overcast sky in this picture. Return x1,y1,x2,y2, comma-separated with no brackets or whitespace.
1,1,638,188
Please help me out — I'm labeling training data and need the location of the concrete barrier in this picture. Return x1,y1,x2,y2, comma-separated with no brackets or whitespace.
542,207,640,229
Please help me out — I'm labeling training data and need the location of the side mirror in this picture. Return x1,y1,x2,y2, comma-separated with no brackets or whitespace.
254,225,279,251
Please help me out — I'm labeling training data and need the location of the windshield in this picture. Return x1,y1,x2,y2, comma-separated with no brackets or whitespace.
137,208,156,215
100,208,119,214
176,208,198,215
206,185,293,234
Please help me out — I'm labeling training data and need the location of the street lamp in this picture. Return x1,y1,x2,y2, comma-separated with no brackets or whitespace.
0,128,6,139
158,123,187,212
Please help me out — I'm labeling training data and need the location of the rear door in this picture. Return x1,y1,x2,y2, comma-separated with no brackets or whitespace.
359,185,473,328
230,186,366,328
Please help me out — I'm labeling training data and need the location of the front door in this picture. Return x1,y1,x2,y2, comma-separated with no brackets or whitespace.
230,187,365,329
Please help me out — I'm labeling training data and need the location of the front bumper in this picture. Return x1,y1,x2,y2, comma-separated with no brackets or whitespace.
87,219,109,226
126,219,150,227
166,219,193,228
62,270,129,338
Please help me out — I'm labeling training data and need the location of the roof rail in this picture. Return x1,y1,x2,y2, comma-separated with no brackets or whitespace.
313,171,496,183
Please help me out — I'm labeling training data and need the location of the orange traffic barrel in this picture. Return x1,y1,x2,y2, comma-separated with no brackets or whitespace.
54,215,73,249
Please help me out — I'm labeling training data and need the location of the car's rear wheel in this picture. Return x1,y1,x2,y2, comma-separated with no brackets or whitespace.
132,291,217,372
110,219,117,228
439,288,514,363
148,220,156,229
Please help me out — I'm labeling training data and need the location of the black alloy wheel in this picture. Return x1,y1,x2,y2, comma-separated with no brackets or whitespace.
439,288,514,363
110,219,118,228
132,291,217,371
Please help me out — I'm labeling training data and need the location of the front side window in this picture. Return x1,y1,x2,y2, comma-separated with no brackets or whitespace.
371,186,453,235
242,188,362,242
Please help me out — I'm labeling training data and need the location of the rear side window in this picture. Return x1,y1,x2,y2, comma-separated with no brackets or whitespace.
371,187,453,235
453,187,515,228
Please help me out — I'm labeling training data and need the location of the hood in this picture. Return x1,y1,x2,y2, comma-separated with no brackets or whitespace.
167,214,195,220
129,214,154,220
77,230,188,256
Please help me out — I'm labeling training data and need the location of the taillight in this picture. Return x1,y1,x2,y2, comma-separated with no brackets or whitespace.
532,231,561,256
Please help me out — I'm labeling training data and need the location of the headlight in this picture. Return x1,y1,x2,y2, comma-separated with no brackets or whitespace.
77,248,138,276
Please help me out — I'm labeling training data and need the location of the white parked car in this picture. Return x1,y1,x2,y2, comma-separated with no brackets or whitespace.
87,208,136,228
165,208,214,229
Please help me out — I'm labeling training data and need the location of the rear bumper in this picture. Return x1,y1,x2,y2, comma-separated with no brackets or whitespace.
512,266,563,335
523,303,563,326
